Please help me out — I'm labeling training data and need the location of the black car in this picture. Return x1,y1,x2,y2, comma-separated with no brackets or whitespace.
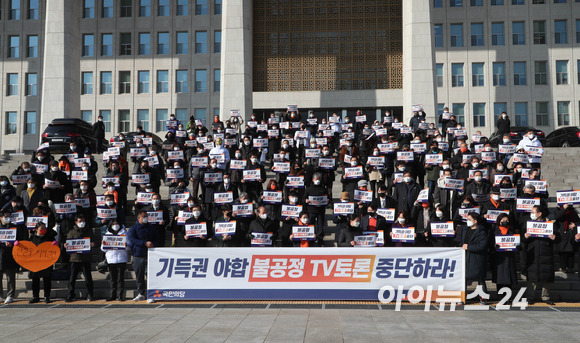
545,126,580,147
109,131,164,150
41,118,104,153
489,126,546,147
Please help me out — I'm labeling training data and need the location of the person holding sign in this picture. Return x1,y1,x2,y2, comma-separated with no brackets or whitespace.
390,211,415,247
492,213,519,301
0,176,16,210
554,203,579,273
43,160,70,203
25,222,58,303
101,219,128,301
362,204,388,233
259,180,282,221
289,212,315,247
96,194,125,236
279,191,303,247
183,205,211,247
521,205,556,305
144,194,170,247
459,212,489,304
65,215,96,302
341,156,366,200
338,215,363,247
392,171,421,214
214,204,240,247
0,210,27,304
303,173,328,246
411,200,435,246
241,153,266,203
247,206,278,244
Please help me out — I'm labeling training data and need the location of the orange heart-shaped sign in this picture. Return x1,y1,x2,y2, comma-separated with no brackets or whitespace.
12,241,61,272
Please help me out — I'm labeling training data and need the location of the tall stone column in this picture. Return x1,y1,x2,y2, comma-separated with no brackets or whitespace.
40,0,81,130
402,0,437,123
219,0,253,121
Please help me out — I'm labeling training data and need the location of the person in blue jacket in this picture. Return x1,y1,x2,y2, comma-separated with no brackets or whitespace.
127,211,159,303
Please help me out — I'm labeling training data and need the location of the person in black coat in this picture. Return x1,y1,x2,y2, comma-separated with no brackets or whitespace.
521,205,557,305
496,112,511,136
554,204,579,273
183,204,212,247
93,115,106,153
411,201,435,246
247,206,278,244
361,203,388,232
303,173,328,246
26,222,57,303
430,204,456,247
43,160,70,203
143,193,170,247
490,214,520,300
338,215,363,247
392,171,421,214
0,210,28,303
460,212,489,303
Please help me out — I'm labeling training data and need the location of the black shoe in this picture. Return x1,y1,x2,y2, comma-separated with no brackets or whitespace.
65,296,75,303
106,297,117,302
118,296,126,302
29,297,40,304
86,294,94,302
44,298,51,304
545,300,556,306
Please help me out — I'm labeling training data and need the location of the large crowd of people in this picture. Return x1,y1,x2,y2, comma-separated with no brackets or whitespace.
0,107,577,305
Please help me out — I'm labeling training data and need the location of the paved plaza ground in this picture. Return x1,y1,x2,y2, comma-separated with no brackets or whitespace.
2,303,580,342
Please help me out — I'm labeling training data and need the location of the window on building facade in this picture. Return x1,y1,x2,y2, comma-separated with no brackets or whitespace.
28,0,39,19
100,110,112,132
450,0,463,6
195,70,207,92
452,104,465,126
81,110,92,123
139,0,150,16
450,24,463,47
120,33,132,55
101,71,112,94
158,0,169,16
139,33,150,55
556,60,568,84
555,20,568,44
119,71,131,94
493,62,506,86
513,62,527,85
512,22,525,45
138,71,150,94
434,24,443,47
25,111,37,134
6,112,17,134
157,70,169,93
156,109,168,131
533,21,546,44
157,32,169,55
84,0,95,18
473,103,485,127
26,73,37,96
214,0,222,14
101,33,113,56
10,0,20,20
557,101,570,125
515,102,528,126
176,70,188,93
177,0,188,15
9,36,20,58
7,73,18,96
472,63,484,86
534,61,548,85
214,69,220,92
214,31,221,53
102,0,113,18
27,35,38,57
137,109,150,131
491,22,504,46
536,102,549,126
471,23,484,46
121,0,132,17
436,64,443,87
494,102,507,123
196,0,207,15
82,72,93,95
195,31,207,53
119,110,131,132
451,63,464,87
176,32,188,54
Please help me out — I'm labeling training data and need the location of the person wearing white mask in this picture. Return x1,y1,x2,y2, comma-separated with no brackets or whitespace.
430,203,455,247
74,180,97,225
43,160,69,203
127,211,160,302
481,187,511,224
459,212,489,305
247,206,277,245
303,173,328,246
96,194,125,237
496,111,511,137
65,215,96,302
465,170,491,202
143,193,169,247
338,215,362,247
392,171,421,214
101,219,128,301
208,138,230,169
183,205,210,247
241,153,266,203
522,205,556,305
516,128,543,167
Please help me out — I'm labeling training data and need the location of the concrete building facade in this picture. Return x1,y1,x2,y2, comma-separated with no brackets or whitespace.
0,0,579,153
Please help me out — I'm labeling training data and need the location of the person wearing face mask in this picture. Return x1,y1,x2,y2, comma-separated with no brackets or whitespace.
341,157,367,200
183,205,212,247
231,192,254,246
392,171,421,214
433,168,460,219
74,180,97,225
459,212,489,305
104,161,127,211
213,204,241,247
288,212,316,247
491,213,520,303
338,215,363,247
247,206,278,244
278,191,302,247
411,200,436,247
303,173,328,246
0,209,27,304
361,203,388,233
209,138,231,170
140,148,164,193
216,172,238,205
241,153,266,203
496,112,511,136
128,211,160,302
43,160,70,203
65,215,96,302
452,195,477,228
429,203,455,247
165,114,181,136
481,187,512,229
451,142,471,171
101,219,128,301
21,179,44,214
202,158,223,220
11,162,38,195
409,109,426,133
516,129,543,167
521,206,557,305
314,146,337,203
554,203,580,274
96,194,126,237
424,142,443,194
170,195,197,247
390,211,415,247
187,144,207,199
465,171,491,204
0,176,16,210
25,222,57,303
240,136,258,161
143,194,170,247
72,161,97,191
339,138,360,170
93,115,106,153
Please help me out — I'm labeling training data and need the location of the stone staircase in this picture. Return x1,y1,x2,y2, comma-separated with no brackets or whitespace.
0,147,579,301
